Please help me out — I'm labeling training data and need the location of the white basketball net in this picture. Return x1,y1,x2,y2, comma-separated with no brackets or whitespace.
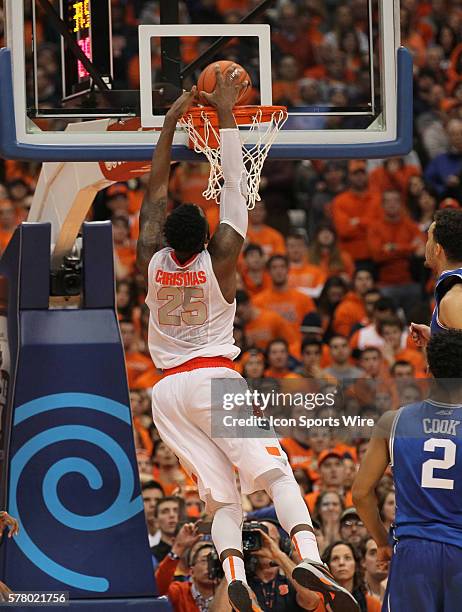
179,108,288,210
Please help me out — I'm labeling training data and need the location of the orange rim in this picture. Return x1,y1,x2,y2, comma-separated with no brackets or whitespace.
181,104,288,127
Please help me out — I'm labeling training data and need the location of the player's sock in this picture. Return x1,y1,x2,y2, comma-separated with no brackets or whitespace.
211,503,248,584
223,554,246,584
258,470,322,563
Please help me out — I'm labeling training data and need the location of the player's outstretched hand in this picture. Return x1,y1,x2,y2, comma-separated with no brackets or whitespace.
165,87,198,122
376,545,392,572
409,323,431,348
0,512,19,538
200,64,248,111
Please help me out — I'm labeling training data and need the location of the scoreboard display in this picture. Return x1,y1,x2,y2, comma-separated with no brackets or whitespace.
60,0,113,100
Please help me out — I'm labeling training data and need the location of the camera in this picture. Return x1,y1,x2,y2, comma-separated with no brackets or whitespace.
50,256,82,297
207,521,269,580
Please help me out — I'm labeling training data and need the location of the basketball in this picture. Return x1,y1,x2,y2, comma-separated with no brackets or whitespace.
197,61,253,106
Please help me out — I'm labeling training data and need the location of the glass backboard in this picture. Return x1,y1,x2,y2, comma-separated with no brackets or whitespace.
0,0,412,162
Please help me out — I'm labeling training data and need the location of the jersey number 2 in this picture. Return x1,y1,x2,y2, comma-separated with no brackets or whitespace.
421,438,456,490
157,287,207,326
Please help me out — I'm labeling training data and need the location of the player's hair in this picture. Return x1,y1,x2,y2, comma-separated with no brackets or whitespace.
164,203,208,254
243,243,264,257
434,209,462,262
427,330,462,380
141,480,165,495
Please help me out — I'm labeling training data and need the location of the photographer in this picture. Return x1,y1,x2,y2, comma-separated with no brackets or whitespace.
156,522,228,611
248,521,321,611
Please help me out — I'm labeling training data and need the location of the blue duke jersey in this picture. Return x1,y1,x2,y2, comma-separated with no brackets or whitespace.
390,399,462,547
431,268,462,334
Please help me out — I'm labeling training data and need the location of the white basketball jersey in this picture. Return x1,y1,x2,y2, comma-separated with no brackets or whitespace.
146,247,240,369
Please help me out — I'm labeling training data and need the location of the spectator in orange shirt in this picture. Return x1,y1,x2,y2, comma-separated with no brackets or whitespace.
377,317,427,376
253,255,316,340
305,450,354,514
286,232,325,297
308,223,355,283
332,268,375,337
331,160,381,263
105,183,131,216
240,243,272,297
246,201,286,259
367,190,425,317
265,339,301,379
0,199,17,253
272,55,303,106
369,157,421,198
120,319,152,388
235,290,299,356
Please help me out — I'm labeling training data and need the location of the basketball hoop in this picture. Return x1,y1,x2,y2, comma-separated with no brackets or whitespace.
179,105,288,210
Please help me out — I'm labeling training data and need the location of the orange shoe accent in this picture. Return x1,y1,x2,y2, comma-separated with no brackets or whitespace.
162,356,234,377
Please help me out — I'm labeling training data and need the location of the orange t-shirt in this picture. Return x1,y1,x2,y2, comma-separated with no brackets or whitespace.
125,351,153,388
369,164,421,197
367,216,423,285
281,438,313,468
244,307,300,356
288,262,326,293
332,292,368,338
241,269,272,297
331,190,381,261
253,288,316,335
246,225,286,258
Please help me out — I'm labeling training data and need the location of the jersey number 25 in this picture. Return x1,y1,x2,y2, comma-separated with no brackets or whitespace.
157,287,208,326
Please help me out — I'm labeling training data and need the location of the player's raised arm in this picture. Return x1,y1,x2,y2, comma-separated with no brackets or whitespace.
136,88,197,282
204,65,250,303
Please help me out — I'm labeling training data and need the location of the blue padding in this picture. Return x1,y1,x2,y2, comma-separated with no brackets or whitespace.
0,46,412,161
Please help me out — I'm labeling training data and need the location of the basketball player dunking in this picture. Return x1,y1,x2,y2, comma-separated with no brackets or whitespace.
411,210,462,346
136,65,358,612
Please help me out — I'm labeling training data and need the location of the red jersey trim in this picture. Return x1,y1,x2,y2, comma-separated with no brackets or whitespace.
162,357,235,377
170,251,200,268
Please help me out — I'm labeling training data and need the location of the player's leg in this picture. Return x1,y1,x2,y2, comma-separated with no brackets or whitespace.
383,538,442,612
202,369,359,610
151,372,261,611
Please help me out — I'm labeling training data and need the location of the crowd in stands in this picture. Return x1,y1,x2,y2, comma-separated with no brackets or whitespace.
2,0,462,610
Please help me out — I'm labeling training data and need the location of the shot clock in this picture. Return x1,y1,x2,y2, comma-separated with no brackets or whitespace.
60,0,113,100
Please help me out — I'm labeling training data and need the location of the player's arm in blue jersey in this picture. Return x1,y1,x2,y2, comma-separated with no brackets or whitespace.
136,88,197,282
352,411,396,570
439,284,462,328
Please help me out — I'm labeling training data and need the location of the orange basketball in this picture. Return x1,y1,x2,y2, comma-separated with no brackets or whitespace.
197,60,252,106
